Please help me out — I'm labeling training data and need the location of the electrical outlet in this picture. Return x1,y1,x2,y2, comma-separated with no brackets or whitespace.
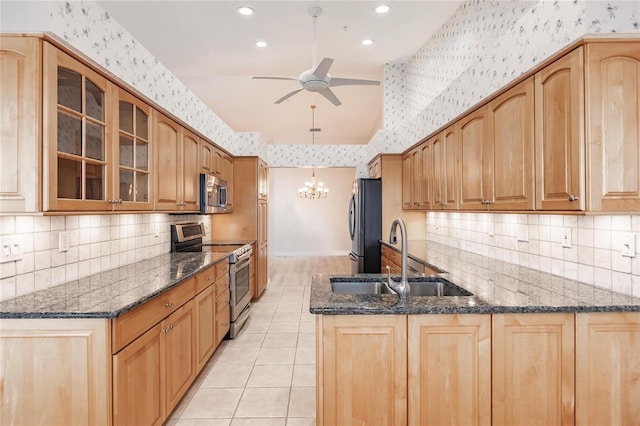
561,228,572,248
622,233,636,258
0,236,23,263
154,224,160,238
487,221,494,237
58,231,69,252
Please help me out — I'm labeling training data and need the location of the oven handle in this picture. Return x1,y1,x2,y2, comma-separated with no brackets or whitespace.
235,250,252,264
234,256,251,271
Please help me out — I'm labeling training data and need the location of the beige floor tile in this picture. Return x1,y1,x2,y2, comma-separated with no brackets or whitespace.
300,312,315,322
297,321,314,333
296,333,315,348
285,418,315,426
244,317,271,334
250,310,275,321
251,302,279,314
255,346,296,365
288,388,316,418
175,419,232,426
291,364,315,387
262,333,298,347
272,311,301,322
215,345,261,365
180,388,243,419
276,303,303,313
246,364,294,387
230,419,286,426
231,332,266,348
268,321,300,333
201,363,252,388
294,347,316,365
234,388,290,418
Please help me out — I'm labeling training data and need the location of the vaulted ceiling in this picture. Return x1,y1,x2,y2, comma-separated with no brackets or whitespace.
98,1,462,146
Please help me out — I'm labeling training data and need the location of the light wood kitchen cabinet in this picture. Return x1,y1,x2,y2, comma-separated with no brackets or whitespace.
381,244,401,274
402,146,424,210
42,41,114,211
164,300,197,413
317,315,407,426
576,312,640,425
214,288,230,347
408,314,491,426
0,318,111,425
154,112,199,211
458,106,491,210
200,140,214,174
112,88,153,210
434,125,458,210
368,156,382,178
221,153,234,211
535,46,585,211
0,36,41,213
487,77,535,210
587,42,640,211
195,285,216,370
492,313,575,426
211,156,268,300
420,140,434,209
113,322,164,426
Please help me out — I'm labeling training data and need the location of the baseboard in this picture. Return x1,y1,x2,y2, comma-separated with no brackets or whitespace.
271,250,350,257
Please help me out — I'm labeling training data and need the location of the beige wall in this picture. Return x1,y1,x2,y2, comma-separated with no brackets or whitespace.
268,167,355,256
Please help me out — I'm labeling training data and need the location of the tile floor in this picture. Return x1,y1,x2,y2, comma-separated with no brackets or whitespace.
165,256,350,426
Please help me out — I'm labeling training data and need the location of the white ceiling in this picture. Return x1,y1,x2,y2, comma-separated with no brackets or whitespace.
98,1,462,146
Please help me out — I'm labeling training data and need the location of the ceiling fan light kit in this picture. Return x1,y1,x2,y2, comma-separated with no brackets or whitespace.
252,6,381,106
299,105,329,200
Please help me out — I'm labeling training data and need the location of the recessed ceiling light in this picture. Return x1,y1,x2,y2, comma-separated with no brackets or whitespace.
237,6,255,16
375,5,390,14
255,40,267,48
361,39,374,46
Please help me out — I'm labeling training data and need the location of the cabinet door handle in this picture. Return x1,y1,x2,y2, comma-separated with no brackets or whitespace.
206,276,212,280
569,195,579,202
165,301,173,308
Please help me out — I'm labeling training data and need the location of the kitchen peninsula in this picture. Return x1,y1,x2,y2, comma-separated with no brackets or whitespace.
0,250,231,425
311,241,640,425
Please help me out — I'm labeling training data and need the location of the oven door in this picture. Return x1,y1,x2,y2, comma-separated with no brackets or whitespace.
230,256,251,321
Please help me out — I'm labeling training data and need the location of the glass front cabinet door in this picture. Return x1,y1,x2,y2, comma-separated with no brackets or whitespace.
42,42,153,211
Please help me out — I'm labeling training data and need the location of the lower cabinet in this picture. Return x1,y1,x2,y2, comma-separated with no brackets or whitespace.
195,285,216,371
408,314,491,426
214,288,230,346
317,312,639,426
164,301,197,413
317,315,407,426
492,313,575,426
576,312,640,425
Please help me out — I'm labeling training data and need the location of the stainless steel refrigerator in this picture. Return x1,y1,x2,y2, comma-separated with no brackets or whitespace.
348,178,382,274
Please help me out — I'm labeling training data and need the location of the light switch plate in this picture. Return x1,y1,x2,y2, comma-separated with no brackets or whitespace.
1,236,23,263
561,228,572,248
622,233,636,258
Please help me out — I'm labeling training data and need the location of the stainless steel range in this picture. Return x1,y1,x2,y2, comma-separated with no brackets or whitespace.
170,223,252,338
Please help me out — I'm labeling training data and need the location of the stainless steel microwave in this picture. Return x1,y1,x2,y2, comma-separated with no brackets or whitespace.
200,173,227,214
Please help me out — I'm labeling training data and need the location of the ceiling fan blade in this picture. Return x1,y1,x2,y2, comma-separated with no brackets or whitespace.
275,88,304,104
319,88,342,106
253,76,298,81
329,77,381,87
312,58,334,80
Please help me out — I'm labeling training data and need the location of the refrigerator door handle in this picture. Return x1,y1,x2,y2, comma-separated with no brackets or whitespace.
349,252,358,262
348,194,356,241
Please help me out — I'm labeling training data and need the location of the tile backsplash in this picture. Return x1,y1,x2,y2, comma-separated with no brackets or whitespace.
426,212,640,297
0,213,211,301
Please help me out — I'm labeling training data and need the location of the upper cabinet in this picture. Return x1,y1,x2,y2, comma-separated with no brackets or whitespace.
258,159,268,200
587,42,640,211
221,154,234,211
0,37,41,213
154,112,199,212
42,42,114,211
405,40,639,214
535,46,585,211
113,88,152,211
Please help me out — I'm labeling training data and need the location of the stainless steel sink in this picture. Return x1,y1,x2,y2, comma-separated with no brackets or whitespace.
330,277,472,297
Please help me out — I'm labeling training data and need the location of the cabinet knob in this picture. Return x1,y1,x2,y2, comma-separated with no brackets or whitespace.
206,276,212,280
569,195,579,202
118,199,123,204
165,301,173,308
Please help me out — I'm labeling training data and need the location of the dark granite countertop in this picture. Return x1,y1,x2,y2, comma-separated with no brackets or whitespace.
310,240,640,315
207,240,256,246
0,251,229,319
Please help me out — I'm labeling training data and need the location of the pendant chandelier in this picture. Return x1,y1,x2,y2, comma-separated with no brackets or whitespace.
299,105,329,199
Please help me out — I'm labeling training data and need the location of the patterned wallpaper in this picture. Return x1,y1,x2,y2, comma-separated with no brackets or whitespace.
3,0,639,165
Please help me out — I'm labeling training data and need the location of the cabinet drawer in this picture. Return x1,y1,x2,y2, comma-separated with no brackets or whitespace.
215,273,230,295
112,277,195,353
216,288,230,306
216,260,229,280
195,265,216,293
382,245,402,267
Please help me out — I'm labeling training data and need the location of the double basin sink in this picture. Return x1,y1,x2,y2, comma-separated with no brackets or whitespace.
330,276,472,297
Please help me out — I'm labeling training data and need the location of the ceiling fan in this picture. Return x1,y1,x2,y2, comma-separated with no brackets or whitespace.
252,6,380,106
